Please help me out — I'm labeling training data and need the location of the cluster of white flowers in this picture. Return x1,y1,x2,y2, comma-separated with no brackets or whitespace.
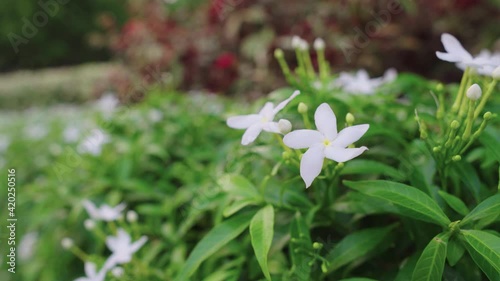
436,33,500,78
67,201,147,281
77,129,110,156
334,68,397,95
227,91,369,188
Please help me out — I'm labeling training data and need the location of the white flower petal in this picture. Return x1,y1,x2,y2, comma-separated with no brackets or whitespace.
82,200,100,220
226,114,260,129
300,145,325,188
283,130,323,149
241,124,263,145
324,146,368,162
259,102,274,117
84,262,97,277
129,236,148,253
332,124,369,148
272,90,300,115
262,122,280,133
441,33,472,60
436,51,461,63
314,103,337,140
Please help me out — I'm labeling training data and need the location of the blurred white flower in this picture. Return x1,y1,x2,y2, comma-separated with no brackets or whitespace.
78,129,109,156
84,219,96,230
227,90,300,145
104,228,147,266
126,210,138,223
24,125,48,140
148,109,163,123
19,232,38,261
111,267,124,277
283,103,369,188
335,69,397,95
63,127,81,143
95,93,119,118
61,237,74,249
457,49,500,77
436,33,491,69
82,200,126,222
74,262,107,281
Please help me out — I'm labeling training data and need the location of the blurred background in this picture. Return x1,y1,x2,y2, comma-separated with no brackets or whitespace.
1,0,499,108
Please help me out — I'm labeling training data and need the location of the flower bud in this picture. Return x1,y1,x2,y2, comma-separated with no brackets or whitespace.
483,112,492,120
126,210,138,223
466,84,482,101
432,146,441,153
291,36,301,49
313,242,323,249
298,102,308,114
299,40,309,51
321,262,329,273
111,267,124,277
61,238,74,249
84,219,96,230
314,38,325,50
492,66,500,80
274,48,284,59
346,113,355,125
450,120,460,129
452,155,462,162
278,119,292,134
435,83,444,92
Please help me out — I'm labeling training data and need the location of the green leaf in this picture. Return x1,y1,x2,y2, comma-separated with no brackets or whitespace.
446,237,465,266
411,232,449,281
250,205,275,281
289,212,313,281
338,278,379,281
460,193,500,227
454,162,481,203
218,174,262,200
223,199,258,217
175,212,254,281
340,159,405,180
479,131,500,162
460,230,500,280
344,180,451,227
438,190,470,216
326,225,395,273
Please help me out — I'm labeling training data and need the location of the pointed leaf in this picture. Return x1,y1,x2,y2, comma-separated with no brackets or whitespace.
218,174,261,200
289,213,313,281
345,180,451,227
411,232,449,281
250,205,275,281
326,225,395,273
438,190,470,216
460,194,500,227
340,159,405,181
460,230,500,280
175,212,254,281
339,278,379,281
446,237,465,266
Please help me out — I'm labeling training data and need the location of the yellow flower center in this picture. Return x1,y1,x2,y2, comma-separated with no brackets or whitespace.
323,139,331,146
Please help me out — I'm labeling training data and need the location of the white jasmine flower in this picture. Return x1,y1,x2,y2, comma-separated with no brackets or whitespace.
291,36,302,49
314,38,325,51
148,109,163,123
335,69,397,95
19,232,38,261
74,262,107,281
227,90,300,145
78,129,109,156
84,219,96,230
126,210,138,223
95,93,119,114
63,127,80,143
82,200,126,222
61,237,74,249
104,228,147,266
283,103,369,188
436,33,491,68
466,84,482,101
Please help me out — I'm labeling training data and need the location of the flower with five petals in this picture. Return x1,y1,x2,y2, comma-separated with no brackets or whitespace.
283,103,369,188
227,91,300,145
436,33,490,68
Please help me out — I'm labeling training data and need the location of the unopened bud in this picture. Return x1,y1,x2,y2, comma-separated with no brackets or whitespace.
299,40,309,51
492,66,500,80
452,155,462,162
346,113,355,125
450,120,460,129
483,112,492,120
313,242,323,249
282,151,292,160
298,102,308,114
291,36,301,49
336,162,344,169
274,48,284,59
314,38,325,50
435,83,444,92
433,146,441,153
466,84,482,101
126,210,138,223
61,238,74,249
321,262,329,273
84,219,96,230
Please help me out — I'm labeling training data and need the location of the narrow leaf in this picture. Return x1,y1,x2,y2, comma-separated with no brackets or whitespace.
326,225,395,273
250,205,275,281
175,212,254,281
438,190,470,216
218,174,261,200
461,230,500,280
340,159,405,180
460,193,500,227
411,232,449,281
345,180,451,227
338,278,379,281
